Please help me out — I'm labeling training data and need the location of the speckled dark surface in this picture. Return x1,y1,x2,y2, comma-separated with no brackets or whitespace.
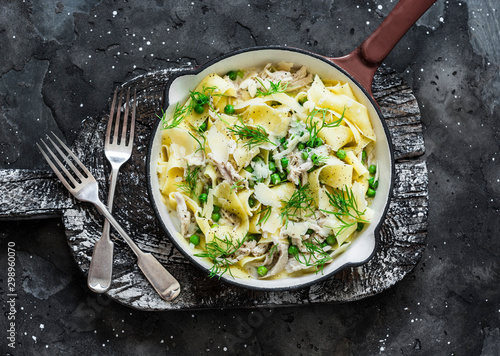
1,0,499,355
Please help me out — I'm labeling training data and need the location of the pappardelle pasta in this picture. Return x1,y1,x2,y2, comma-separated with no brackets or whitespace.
156,63,379,280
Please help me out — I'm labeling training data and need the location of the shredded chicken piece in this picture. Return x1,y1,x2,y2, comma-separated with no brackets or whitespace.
226,239,258,264
208,153,245,186
290,235,308,253
263,242,289,278
252,242,271,256
174,192,191,237
259,64,313,92
285,244,334,274
253,236,289,279
234,240,257,259
284,150,314,185
287,161,314,185
285,257,310,273
308,218,333,238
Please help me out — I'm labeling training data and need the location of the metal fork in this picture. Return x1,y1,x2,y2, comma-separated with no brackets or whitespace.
37,133,181,301
88,87,135,294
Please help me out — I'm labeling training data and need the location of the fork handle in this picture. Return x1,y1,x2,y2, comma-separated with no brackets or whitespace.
93,200,181,301
87,166,120,293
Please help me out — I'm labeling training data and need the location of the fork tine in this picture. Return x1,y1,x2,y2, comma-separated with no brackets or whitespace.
128,89,136,148
106,87,118,145
48,132,94,180
37,140,77,191
45,134,84,182
121,87,130,146
113,88,124,145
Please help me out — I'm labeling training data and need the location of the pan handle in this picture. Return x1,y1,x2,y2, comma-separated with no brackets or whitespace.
329,0,437,96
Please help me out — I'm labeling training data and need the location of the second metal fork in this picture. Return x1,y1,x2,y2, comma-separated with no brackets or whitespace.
88,87,136,293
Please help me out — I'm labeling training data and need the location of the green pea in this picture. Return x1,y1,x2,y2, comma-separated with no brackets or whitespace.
336,149,346,159
236,70,244,78
368,177,378,189
271,173,281,185
227,71,237,80
312,154,323,165
288,245,299,255
362,150,367,162
356,223,364,231
252,156,264,163
224,104,235,115
326,235,336,245
281,157,289,168
248,198,256,208
189,235,201,246
211,212,221,222
307,229,314,235
369,165,377,174
302,151,309,160
282,141,288,149
279,170,287,180
193,93,209,105
257,266,268,276
244,165,254,173
366,188,376,198
212,205,220,213
199,193,208,203
199,120,208,132
279,137,286,144
297,142,305,151
269,161,276,172
194,104,205,114
314,137,323,147
320,241,328,248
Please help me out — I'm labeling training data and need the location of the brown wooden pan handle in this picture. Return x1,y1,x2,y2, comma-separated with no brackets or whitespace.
330,0,437,97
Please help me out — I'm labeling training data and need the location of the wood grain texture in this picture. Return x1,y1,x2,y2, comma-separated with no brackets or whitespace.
0,66,428,310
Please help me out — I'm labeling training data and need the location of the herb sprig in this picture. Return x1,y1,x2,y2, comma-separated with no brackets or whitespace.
227,116,277,149
321,186,368,236
176,164,201,196
194,234,248,279
258,206,272,225
159,104,187,130
280,183,316,227
255,79,289,97
159,85,221,130
230,179,245,193
188,130,207,154
305,107,345,147
290,236,333,273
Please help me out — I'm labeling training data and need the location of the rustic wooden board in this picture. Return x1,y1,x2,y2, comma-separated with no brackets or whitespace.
0,66,428,311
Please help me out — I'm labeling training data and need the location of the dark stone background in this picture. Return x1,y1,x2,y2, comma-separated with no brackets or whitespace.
1,0,499,355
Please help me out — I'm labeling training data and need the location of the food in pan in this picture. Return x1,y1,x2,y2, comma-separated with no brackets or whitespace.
155,62,379,279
